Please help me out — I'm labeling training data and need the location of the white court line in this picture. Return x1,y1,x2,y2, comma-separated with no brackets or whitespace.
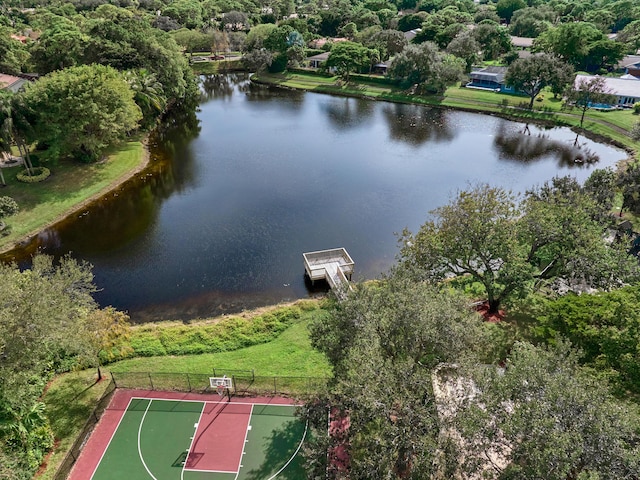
267,420,308,480
233,404,254,480
129,396,303,407
89,397,136,480
181,402,206,480
137,400,158,480
183,468,237,473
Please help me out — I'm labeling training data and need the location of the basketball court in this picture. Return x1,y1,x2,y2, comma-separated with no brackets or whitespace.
69,386,307,480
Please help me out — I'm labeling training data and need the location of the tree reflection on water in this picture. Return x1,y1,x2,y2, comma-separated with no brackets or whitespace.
381,103,455,146
493,123,598,167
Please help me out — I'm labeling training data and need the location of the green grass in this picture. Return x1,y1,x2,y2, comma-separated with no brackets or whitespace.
0,139,145,251
109,308,332,377
115,304,308,360
253,71,640,154
39,370,114,480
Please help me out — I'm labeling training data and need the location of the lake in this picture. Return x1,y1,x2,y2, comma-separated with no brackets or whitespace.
3,74,628,321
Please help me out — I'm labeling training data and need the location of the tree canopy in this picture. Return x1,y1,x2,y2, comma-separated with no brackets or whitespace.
326,41,372,81
505,54,573,109
304,276,487,479
388,41,464,92
399,178,639,313
0,255,130,477
451,342,640,479
20,64,142,162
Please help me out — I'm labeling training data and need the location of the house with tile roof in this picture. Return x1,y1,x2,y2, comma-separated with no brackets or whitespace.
0,74,27,92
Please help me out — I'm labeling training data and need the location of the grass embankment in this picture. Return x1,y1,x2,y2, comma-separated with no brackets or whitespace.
39,302,331,479
107,300,331,377
0,139,147,252
253,71,639,154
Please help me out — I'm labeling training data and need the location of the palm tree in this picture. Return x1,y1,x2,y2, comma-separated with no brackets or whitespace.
124,69,167,127
0,401,49,449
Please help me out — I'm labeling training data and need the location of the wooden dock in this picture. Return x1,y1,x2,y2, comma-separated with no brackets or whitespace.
303,248,354,298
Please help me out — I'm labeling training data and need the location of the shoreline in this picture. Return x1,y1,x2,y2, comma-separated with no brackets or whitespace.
251,71,638,161
0,135,152,255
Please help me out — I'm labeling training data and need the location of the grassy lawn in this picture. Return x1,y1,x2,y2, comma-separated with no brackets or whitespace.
254,71,640,154
38,370,114,480
0,139,146,252
109,308,332,377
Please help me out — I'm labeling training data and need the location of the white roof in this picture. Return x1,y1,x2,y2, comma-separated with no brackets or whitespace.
510,36,534,48
574,74,640,98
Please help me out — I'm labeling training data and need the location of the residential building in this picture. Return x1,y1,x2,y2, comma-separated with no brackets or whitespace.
574,74,640,107
0,74,27,92
466,66,516,93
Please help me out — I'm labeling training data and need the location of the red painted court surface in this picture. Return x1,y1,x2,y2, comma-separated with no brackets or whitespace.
69,389,306,480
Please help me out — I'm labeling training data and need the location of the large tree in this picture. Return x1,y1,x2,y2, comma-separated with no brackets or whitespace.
472,21,512,61
534,285,640,395
451,342,640,479
509,6,556,38
495,0,525,23
0,255,97,407
0,255,132,477
388,41,464,93
617,162,640,216
505,54,573,109
29,15,87,74
82,5,196,107
0,27,29,75
535,22,624,72
566,76,616,127
20,64,141,162
399,179,639,313
326,41,372,82
304,277,487,479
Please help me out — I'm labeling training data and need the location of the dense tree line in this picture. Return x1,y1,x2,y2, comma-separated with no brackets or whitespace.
1,4,197,162
303,275,640,479
0,256,130,479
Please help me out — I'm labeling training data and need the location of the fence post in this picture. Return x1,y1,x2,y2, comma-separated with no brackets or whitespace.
274,377,277,394
186,373,192,392
148,373,154,390
110,371,117,389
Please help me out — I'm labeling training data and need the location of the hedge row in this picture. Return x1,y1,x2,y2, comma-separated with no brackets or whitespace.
105,303,314,361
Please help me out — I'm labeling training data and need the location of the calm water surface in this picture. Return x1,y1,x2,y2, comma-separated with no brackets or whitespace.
4,74,628,321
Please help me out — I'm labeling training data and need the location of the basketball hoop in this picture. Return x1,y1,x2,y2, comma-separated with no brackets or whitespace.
216,384,226,399
210,375,233,399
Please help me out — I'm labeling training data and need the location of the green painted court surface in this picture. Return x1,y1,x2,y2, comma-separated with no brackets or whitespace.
91,398,307,480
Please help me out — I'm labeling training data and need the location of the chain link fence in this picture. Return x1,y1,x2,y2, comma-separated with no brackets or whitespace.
53,378,117,480
110,370,329,397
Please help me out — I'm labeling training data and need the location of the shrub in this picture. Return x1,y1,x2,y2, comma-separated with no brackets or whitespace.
0,196,18,218
268,53,288,73
633,102,640,114
631,121,640,141
109,305,303,361
16,167,50,183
